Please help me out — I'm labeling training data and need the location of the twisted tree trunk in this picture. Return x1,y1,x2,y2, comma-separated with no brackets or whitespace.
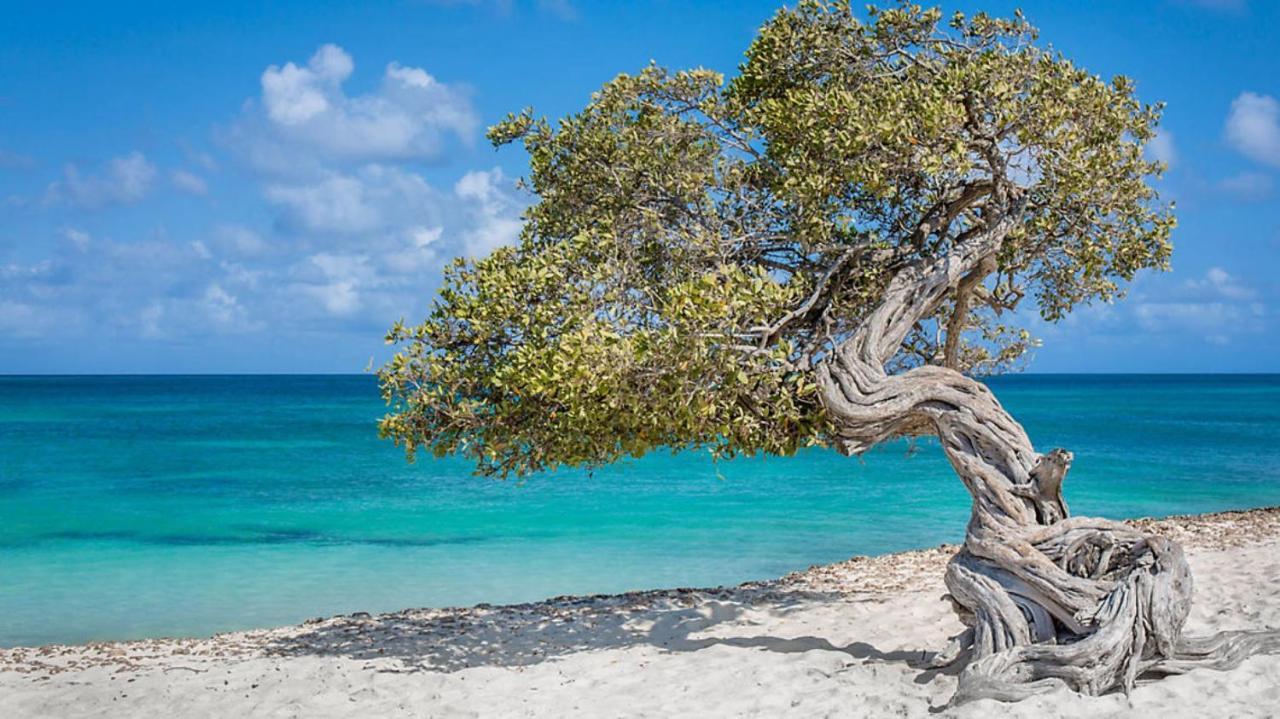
817,209,1280,705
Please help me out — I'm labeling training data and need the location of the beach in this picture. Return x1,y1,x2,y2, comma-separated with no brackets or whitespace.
4,507,1278,718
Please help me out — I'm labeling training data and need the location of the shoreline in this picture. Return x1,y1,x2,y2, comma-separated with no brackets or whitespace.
4,505,1280,717
4,505,1279,657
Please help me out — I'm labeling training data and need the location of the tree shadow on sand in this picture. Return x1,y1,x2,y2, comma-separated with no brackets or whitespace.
263,583,957,685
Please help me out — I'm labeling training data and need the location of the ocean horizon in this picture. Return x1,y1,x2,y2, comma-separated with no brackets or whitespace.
3,373,1280,648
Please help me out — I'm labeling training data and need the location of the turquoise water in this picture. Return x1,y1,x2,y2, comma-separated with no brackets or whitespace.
2,374,1279,647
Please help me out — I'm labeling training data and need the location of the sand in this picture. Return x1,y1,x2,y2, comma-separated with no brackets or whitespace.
3,508,1280,718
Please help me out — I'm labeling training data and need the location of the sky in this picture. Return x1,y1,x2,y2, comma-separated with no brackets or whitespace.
0,0,1277,374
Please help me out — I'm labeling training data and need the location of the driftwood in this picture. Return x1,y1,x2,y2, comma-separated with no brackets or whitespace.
816,191,1280,706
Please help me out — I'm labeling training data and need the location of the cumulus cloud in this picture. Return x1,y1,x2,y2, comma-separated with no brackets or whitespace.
261,44,352,125
239,45,522,266
265,172,386,234
227,44,476,173
265,163,450,234
202,284,255,329
454,168,524,256
294,253,372,316
2,168,525,341
262,161,521,249
45,151,157,209
257,164,522,317
383,226,444,274
1225,92,1280,167
2,45,525,356
178,47,527,330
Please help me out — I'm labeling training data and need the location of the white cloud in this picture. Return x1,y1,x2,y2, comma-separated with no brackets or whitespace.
2,45,525,353
1225,92,1280,167
229,44,476,172
259,168,521,318
1147,129,1177,168
265,173,382,234
171,169,209,195
383,226,444,273
262,44,351,125
262,162,523,246
46,151,157,209
235,162,524,326
264,164,445,234
454,168,524,256
294,252,376,316
231,46,523,294
202,284,255,329
409,226,443,248
314,280,360,315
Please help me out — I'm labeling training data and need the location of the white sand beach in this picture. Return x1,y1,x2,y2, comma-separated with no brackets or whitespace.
4,508,1279,719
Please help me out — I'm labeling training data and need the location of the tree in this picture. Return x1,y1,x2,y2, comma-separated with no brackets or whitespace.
379,1,1279,704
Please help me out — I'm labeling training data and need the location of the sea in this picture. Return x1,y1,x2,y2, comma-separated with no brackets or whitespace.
2,374,1279,647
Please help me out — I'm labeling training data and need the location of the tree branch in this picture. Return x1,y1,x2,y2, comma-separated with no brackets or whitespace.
751,246,860,349
943,253,998,369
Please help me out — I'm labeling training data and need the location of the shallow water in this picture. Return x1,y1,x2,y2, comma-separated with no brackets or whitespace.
2,374,1279,647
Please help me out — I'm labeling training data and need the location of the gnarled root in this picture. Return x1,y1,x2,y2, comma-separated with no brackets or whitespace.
1148,630,1280,676
940,525,1280,706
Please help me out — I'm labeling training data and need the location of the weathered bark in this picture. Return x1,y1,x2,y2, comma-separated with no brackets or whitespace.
816,206,1280,705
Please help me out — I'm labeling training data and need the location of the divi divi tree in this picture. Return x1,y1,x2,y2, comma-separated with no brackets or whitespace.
380,2,1279,704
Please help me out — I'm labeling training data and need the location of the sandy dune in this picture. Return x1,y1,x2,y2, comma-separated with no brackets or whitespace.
4,509,1279,718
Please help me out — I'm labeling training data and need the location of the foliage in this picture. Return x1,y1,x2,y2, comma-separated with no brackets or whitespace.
379,1,1174,476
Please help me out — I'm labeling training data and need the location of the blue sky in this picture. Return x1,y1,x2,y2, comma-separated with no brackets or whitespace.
1,0,1277,374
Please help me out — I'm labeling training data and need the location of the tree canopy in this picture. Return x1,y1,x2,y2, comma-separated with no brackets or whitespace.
378,1,1173,477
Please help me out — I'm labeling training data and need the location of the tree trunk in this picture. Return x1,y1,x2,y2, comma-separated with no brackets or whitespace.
817,210,1280,705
